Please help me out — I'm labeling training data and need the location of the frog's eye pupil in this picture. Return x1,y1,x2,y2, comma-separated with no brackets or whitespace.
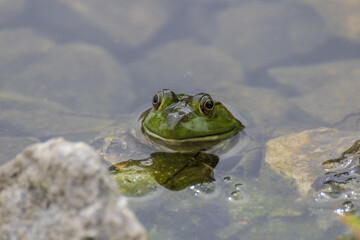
152,92,162,110
153,94,159,104
205,100,213,110
199,95,215,116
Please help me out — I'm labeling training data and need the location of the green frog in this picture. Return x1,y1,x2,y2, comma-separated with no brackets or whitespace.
140,89,244,152
90,89,247,195
91,89,245,162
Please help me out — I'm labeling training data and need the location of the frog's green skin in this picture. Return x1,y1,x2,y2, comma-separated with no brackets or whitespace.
140,89,244,152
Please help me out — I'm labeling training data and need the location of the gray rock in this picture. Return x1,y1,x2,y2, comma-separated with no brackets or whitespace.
0,138,146,240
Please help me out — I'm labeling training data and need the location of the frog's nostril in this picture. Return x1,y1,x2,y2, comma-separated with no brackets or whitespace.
181,115,189,122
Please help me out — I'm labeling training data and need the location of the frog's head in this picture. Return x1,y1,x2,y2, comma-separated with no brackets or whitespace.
140,89,244,152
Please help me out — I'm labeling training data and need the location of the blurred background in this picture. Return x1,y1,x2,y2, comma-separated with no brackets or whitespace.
1,0,360,239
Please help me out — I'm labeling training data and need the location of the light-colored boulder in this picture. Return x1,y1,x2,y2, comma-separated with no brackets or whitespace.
0,138,146,240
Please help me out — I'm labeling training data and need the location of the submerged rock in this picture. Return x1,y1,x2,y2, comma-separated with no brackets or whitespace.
0,28,134,115
299,0,360,43
212,82,292,138
0,91,112,138
0,0,26,25
0,138,146,240
264,128,360,197
129,39,244,102
38,0,170,49
269,59,360,124
211,1,327,71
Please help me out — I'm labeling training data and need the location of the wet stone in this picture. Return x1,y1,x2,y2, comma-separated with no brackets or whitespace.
0,138,146,240
265,127,360,197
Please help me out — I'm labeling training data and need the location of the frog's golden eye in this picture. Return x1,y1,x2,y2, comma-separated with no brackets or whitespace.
152,92,162,110
199,95,215,116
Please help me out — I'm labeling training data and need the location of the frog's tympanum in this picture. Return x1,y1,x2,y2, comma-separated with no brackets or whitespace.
139,89,244,152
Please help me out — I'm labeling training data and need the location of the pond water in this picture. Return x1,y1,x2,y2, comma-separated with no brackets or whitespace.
1,0,360,239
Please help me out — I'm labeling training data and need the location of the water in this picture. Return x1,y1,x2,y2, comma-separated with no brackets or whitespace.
1,0,360,239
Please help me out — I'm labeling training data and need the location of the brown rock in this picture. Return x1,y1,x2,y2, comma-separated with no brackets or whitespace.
265,128,360,197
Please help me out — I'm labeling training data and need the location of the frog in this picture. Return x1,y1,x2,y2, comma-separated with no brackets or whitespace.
91,89,245,163
140,89,244,152
89,89,251,195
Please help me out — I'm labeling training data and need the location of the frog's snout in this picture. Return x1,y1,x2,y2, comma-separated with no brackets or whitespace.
166,112,190,129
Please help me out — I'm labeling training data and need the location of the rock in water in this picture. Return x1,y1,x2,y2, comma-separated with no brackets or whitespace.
264,128,360,197
0,138,146,240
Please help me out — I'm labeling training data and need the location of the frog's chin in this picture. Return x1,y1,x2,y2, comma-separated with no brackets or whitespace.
141,125,239,152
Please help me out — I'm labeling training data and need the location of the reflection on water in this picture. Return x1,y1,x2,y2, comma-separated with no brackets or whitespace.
109,152,219,195
0,0,360,239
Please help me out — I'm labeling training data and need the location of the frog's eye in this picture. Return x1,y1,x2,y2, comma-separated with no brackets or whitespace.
152,92,162,110
199,95,215,116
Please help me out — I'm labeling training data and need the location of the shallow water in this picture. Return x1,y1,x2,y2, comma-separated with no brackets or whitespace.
1,0,360,239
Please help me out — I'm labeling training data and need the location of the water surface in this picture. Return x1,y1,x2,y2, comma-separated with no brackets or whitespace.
1,0,360,239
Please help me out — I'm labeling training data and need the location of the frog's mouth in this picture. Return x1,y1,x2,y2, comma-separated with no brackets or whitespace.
141,124,238,144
